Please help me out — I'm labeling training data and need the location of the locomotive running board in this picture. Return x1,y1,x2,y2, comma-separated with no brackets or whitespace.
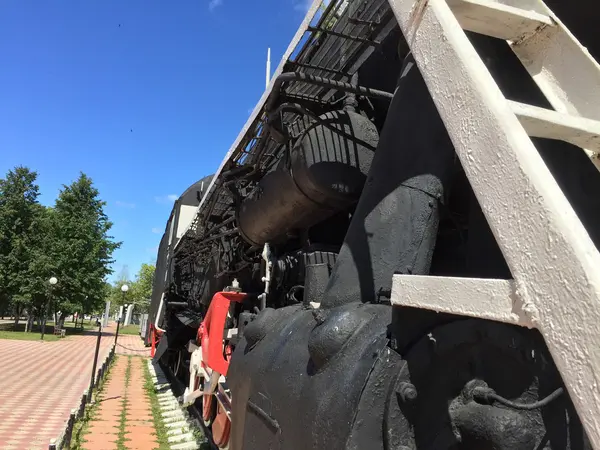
387,0,600,446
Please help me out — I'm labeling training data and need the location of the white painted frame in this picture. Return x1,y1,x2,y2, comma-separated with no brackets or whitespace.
387,0,600,446
391,275,529,326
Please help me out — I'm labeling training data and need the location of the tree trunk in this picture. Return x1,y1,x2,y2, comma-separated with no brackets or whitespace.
26,314,34,332
13,305,20,326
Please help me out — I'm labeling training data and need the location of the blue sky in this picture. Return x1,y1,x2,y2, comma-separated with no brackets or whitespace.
0,0,313,282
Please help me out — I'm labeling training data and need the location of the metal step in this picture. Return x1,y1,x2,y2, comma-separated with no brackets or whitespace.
448,0,552,41
510,101,600,151
449,0,600,122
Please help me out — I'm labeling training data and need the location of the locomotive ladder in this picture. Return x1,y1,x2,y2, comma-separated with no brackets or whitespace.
386,0,600,447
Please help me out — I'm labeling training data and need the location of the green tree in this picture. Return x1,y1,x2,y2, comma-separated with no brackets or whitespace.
52,173,121,326
129,263,155,313
104,264,154,317
0,167,44,324
23,205,61,329
106,274,131,314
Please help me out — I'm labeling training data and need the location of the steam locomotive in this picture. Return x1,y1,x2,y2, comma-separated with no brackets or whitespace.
148,0,600,448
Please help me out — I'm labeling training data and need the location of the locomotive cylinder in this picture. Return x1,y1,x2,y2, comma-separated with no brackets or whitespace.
237,109,379,246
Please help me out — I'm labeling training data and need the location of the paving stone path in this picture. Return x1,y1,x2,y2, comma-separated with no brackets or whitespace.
81,356,158,450
0,323,150,450
114,334,151,357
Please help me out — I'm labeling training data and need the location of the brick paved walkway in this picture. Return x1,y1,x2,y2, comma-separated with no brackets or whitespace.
81,356,158,450
0,323,149,450
114,334,150,357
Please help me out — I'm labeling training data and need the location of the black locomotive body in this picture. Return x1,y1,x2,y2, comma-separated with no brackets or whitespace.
149,1,600,448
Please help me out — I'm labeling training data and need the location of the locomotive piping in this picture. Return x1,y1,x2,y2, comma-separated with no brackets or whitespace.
264,72,393,113
266,102,376,151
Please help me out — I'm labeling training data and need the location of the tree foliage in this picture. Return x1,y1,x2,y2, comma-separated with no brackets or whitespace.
106,263,155,314
0,167,44,317
130,263,154,305
52,173,121,318
0,167,121,326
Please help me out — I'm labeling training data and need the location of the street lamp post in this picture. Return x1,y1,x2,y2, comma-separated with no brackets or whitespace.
42,277,58,340
89,317,103,395
81,295,88,330
114,284,128,346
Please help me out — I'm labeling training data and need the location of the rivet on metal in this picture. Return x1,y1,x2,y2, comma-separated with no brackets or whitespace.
397,381,418,403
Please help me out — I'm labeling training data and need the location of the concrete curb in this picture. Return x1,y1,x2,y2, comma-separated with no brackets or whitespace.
148,359,206,449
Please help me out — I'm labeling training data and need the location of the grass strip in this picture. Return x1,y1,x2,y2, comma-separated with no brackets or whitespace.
118,324,141,336
0,330,60,341
116,356,132,450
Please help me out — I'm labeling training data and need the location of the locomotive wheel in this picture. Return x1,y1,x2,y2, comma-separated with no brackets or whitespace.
212,402,231,449
385,319,590,449
199,377,229,449
199,375,217,427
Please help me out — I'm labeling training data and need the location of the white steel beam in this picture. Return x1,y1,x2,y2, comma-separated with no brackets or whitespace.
447,0,552,41
388,0,600,445
511,101,600,152
391,275,530,326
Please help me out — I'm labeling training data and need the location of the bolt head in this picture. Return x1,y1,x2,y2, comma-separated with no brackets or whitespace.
397,381,418,403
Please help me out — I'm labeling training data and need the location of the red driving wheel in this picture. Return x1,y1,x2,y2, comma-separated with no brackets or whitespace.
202,391,215,425
199,372,216,426
212,403,231,449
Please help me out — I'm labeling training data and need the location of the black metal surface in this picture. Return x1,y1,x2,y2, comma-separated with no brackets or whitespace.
114,318,121,346
474,386,565,411
274,249,338,306
223,52,461,450
144,2,600,450
384,319,591,449
153,309,201,362
264,72,393,113
303,262,330,305
147,173,214,343
321,53,456,309
89,322,102,394
307,26,380,45
228,302,395,450
237,109,378,246
172,0,397,258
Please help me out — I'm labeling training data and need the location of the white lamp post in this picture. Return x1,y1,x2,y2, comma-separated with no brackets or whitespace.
42,277,58,340
120,284,129,320
115,284,129,344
